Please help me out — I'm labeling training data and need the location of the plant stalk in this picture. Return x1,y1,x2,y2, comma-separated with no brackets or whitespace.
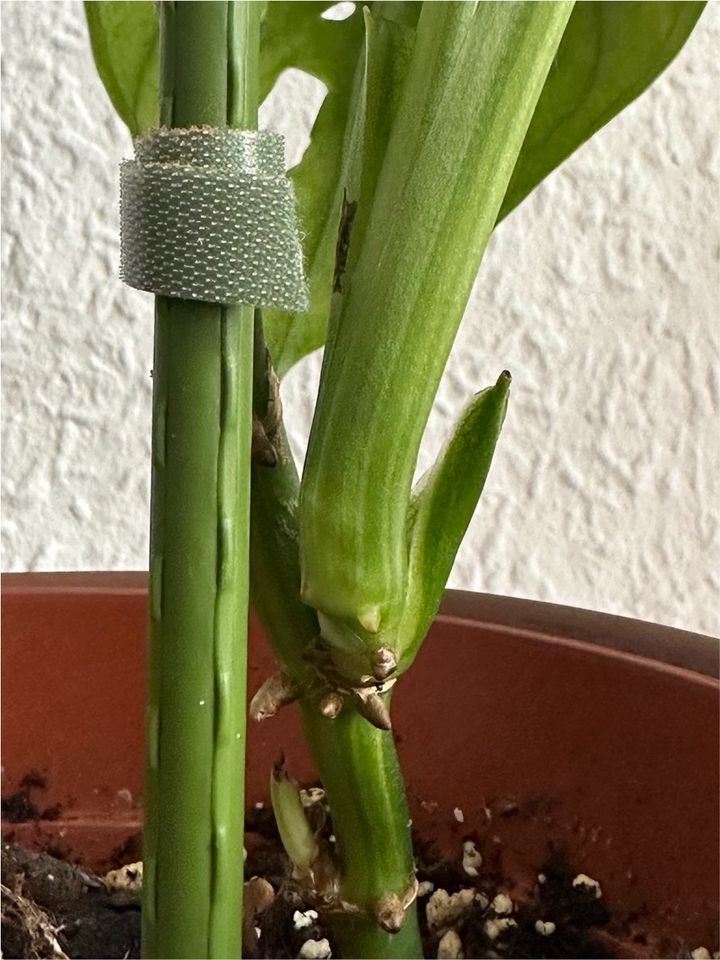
299,2,574,673
252,6,573,956
250,312,423,957
302,706,423,959
249,312,319,682
143,3,259,958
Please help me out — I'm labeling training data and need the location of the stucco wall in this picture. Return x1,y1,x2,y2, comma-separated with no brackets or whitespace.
2,2,719,636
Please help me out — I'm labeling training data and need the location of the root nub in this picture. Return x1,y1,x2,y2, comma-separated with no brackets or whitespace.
375,892,405,933
372,646,397,681
319,691,344,719
355,690,392,731
250,672,296,721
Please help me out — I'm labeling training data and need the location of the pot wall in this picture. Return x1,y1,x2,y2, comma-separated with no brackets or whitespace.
2,573,718,952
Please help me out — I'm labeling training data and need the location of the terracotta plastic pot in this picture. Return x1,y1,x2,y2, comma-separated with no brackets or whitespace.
2,572,718,956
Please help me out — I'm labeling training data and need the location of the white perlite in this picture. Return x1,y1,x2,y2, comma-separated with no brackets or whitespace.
490,893,513,915
535,920,556,936
426,889,476,931
690,949,711,960
298,938,331,959
293,909,319,930
572,873,602,899
418,880,435,897
437,928,464,959
300,787,326,807
484,917,517,940
453,808,465,823
462,840,482,877
103,862,143,892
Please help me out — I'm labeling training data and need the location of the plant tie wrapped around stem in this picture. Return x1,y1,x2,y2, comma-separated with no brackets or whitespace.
120,126,307,310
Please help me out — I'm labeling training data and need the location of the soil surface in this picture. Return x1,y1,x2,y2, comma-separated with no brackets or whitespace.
1,804,712,959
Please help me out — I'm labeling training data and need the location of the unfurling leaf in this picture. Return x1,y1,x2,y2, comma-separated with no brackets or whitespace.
270,760,318,877
400,371,511,662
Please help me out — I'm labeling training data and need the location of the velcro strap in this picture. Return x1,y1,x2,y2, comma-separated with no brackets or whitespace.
120,127,307,311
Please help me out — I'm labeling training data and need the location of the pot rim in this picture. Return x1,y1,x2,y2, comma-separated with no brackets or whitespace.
2,571,718,681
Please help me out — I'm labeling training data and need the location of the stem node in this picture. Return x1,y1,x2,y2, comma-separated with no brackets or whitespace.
372,646,397,681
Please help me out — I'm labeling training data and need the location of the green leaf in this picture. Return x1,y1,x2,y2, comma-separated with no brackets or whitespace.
499,1,706,220
260,4,367,375
265,7,415,375
259,2,361,98
84,1,159,135
399,372,511,666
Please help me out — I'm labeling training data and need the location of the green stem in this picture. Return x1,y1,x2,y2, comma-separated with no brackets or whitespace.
250,313,422,957
250,10,572,957
249,313,319,682
143,3,259,958
302,707,423,959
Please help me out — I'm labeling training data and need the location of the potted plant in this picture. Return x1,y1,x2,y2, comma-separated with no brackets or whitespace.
2,3,717,960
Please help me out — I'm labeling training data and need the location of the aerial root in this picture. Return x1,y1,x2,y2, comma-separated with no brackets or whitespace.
250,672,297,721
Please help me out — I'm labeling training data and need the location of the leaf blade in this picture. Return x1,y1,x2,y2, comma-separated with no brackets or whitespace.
84,0,159,135
499,1,706,220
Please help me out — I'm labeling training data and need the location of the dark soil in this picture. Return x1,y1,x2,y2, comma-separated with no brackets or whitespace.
0,799,634,960
2,771,63,825
2,842,140,959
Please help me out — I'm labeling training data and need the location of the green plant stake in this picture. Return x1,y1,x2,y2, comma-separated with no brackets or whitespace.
90,1,301,956
142,5,261,957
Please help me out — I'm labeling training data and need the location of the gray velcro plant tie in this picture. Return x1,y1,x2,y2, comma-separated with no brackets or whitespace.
120,127,307,311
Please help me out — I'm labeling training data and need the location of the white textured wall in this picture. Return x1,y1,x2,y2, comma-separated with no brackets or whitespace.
2,2,719,636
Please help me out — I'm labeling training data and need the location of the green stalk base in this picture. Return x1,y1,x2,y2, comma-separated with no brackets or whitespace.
331,904,422,960
302,707,424,959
